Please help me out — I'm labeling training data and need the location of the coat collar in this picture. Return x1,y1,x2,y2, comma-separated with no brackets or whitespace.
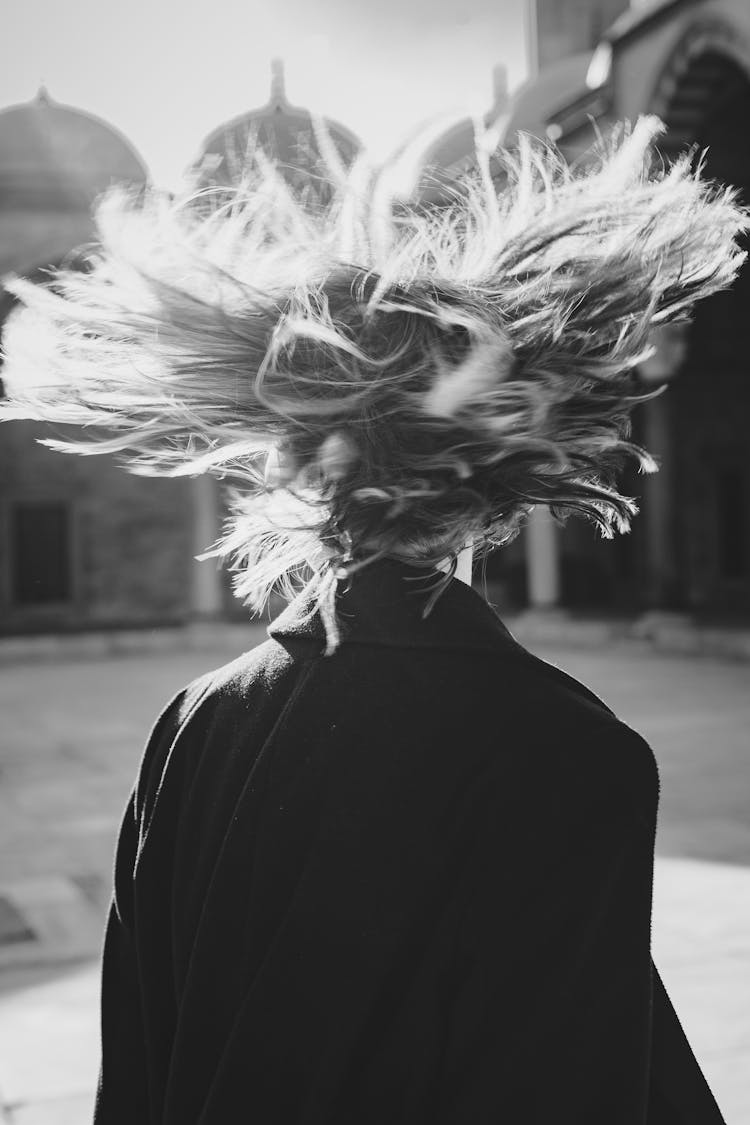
267,558,520,656
268,558,615,716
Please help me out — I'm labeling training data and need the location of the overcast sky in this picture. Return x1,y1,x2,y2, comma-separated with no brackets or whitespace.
0,0,530,188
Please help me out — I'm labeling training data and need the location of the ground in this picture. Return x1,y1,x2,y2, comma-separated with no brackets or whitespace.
0,628,748,1123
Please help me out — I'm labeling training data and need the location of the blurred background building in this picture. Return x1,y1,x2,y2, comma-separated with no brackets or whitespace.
1,0,748,635
503,0,750,620
0,66,363,634
0,90,196,635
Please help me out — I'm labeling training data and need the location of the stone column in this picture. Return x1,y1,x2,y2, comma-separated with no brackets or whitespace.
641,393,680,607
638,325,688,609
190,476,223,618
525,505,562,609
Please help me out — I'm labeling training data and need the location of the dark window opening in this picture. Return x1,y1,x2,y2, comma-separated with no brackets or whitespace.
11,502,72,606
717,470,747,580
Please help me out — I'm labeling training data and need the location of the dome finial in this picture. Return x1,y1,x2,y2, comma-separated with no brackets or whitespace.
36,82,51,105
270,58,286,106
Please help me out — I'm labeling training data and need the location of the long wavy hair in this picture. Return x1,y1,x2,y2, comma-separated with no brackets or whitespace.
1,117,747,649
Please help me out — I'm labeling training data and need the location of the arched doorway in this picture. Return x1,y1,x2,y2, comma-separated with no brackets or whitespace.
643,40,750,619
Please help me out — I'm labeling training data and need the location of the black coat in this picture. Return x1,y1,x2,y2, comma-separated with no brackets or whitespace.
95,559,724,1124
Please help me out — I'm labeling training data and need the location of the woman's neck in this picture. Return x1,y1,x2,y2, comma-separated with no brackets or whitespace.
454,542,473,586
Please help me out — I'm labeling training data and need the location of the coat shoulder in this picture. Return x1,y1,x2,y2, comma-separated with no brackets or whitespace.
132,637,307,822
176,636,304,718
495,642,660,806
136,634,658,837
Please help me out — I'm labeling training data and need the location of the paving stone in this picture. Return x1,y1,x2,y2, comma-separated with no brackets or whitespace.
653,857,750,962
654,944,750,1060
7,1091,95,1125
697,1048,750,1125
69,874,108,911
0,963,99,1107
0,900,35,948
0,880,103,970
0,640,748,1118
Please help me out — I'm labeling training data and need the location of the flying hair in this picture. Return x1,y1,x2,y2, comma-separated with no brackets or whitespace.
1,116,747,651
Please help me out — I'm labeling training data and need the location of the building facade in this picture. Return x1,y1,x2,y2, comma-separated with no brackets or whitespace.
0,89,197,634
0,68,362,635
2,12,748,633
534,0,630,69
496,0,750,622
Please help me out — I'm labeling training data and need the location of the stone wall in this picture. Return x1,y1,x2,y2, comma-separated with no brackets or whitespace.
0,421,192,633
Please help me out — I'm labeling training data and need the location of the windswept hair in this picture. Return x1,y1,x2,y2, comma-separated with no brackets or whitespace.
1,116,747,649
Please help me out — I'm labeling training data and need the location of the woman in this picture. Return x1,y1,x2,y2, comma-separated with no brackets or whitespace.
1,118,745,1123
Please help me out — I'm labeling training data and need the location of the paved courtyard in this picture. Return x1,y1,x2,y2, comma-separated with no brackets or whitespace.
0,629,748,1122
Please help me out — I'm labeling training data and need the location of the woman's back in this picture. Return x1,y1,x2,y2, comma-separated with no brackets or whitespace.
95,562,719,1124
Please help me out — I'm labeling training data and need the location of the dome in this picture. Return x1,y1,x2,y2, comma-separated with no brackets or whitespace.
190,60,362,192
0,87,147,211
0,88,147,277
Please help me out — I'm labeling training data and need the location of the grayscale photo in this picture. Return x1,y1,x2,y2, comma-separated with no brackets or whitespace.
0,0,748,1122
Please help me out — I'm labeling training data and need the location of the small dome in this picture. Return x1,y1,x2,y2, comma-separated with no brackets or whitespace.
415,116,479,180
0,87,147,211
383,65,512,206
381,113,480,205
503,52,593,141
190,60,362,192
0,89,148,276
